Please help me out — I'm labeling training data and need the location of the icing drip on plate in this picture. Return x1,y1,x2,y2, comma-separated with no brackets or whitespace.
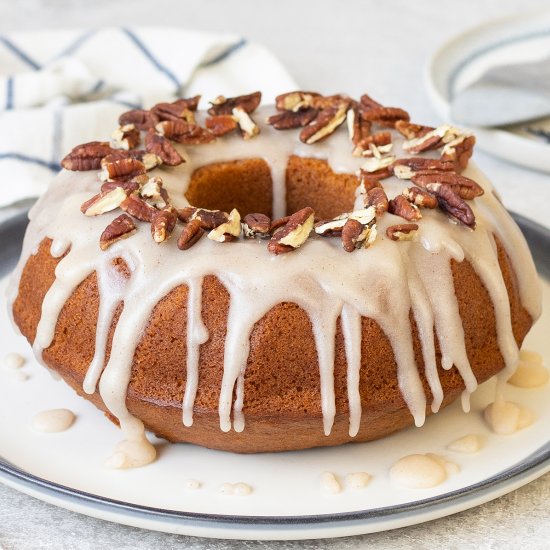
6,106,542,467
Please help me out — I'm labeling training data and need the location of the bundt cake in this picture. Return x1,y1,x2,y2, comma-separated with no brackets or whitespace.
7,91,542,467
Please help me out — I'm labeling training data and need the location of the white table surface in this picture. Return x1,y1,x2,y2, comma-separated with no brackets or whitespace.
1,0,549,548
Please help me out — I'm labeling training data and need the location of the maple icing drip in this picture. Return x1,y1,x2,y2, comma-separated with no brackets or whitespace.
6,106,542,467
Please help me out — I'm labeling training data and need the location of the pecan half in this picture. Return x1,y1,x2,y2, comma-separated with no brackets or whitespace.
358,175,382,193
268,108,318,130
155,119,215,144
411,171,484,200
388,195,422,221
341,218,375,252
358,167,392,185
360,106,410,128
431,185,476,229
178,207,229,230
208,91,261,115
101,179,141,194
395,120,434,140
232,107,260,139
355,132,393,158
118,109,159,131
275,91,321,111
402,187,438,209
100,149,162,171
61,141,114,171
391,157,455,179
81,187,128,216
347,106,372,148
403,125,463,154
101,156,146,181
315,207,376,237
364,187,389,216
111,124,141,150
299,103,348,144
144,129,184,166
359,94,383,110
120,193,156,222
100,214,136,250
151,207,177,243
268,207,314,254
177,219,205,250
205,115,238,136
242,213,271,237
386,223,419,241
311,94,352,110
441,135,476,172
152,97,200,123
207,208,242,242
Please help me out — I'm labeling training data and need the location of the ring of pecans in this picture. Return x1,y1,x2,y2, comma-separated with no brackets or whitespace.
64,90,480,253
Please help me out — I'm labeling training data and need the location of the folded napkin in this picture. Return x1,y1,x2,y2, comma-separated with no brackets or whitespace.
0,27,297,207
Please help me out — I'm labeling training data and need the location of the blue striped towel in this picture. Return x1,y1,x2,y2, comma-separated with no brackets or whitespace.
0,27,297,207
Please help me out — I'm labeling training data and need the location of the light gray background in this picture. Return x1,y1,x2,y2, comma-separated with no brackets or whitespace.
1,0,549,548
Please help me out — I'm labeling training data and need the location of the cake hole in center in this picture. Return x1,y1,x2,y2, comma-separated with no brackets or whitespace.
184,156,358,219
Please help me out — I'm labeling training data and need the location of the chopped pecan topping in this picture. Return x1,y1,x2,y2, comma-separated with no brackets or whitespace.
232,107,260,139
155,119,215,144
268,108,318,130
364,187,389,216
430,185,476,228
119,109,159,131
358,175,382,193
359,94,383,110
268,207,314,254
311,94,352,110
386,223,419,241
208,91,261,116
347,106,372,148
395,120,434,140
111,124,141,150
358,167,393,185
315,207,376,237
177,219,205,250
270,215,291,232
360,106,410,128
402,186,438,209
144,129,184,166
411,171,484,200
403,125,464,154
341,218,376,252
120,193,156,222
178,207,228,229
355,132,393,158
151,207,177,243
101,156,146,182
275,91,321,111
392,157,455,179
314,218,347,236
101,179,141,195
140,176,169,209
242,213,271,237
61,141,114,171
441,135,476,172
300,103,348,144
207,208,241,242
152,97,200,123
205,115,238,136
361,154,395,173
101,149,162,171
100,214,136,250
388,195,422,221
81,187,128,216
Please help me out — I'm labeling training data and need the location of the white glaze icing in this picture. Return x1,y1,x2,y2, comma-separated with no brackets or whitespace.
484,391,534,435
447,433,484,453
320,471,342,494
389,453,458,489
184,478,202,490
6,105,542,466
508,349,548,388
219,482,252,496
2,352,25,370
345,471,371,490
31,408,75,433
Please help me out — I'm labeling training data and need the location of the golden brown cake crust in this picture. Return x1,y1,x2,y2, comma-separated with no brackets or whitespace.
13,225,532,453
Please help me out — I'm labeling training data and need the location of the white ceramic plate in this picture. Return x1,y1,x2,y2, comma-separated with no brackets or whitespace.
1,213,549,540
426,10,550,172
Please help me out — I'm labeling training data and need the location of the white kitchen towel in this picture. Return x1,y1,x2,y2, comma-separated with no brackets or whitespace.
0,27,298,207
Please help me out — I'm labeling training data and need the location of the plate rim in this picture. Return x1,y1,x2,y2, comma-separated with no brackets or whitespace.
424,9,550,172
1,209,550,537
